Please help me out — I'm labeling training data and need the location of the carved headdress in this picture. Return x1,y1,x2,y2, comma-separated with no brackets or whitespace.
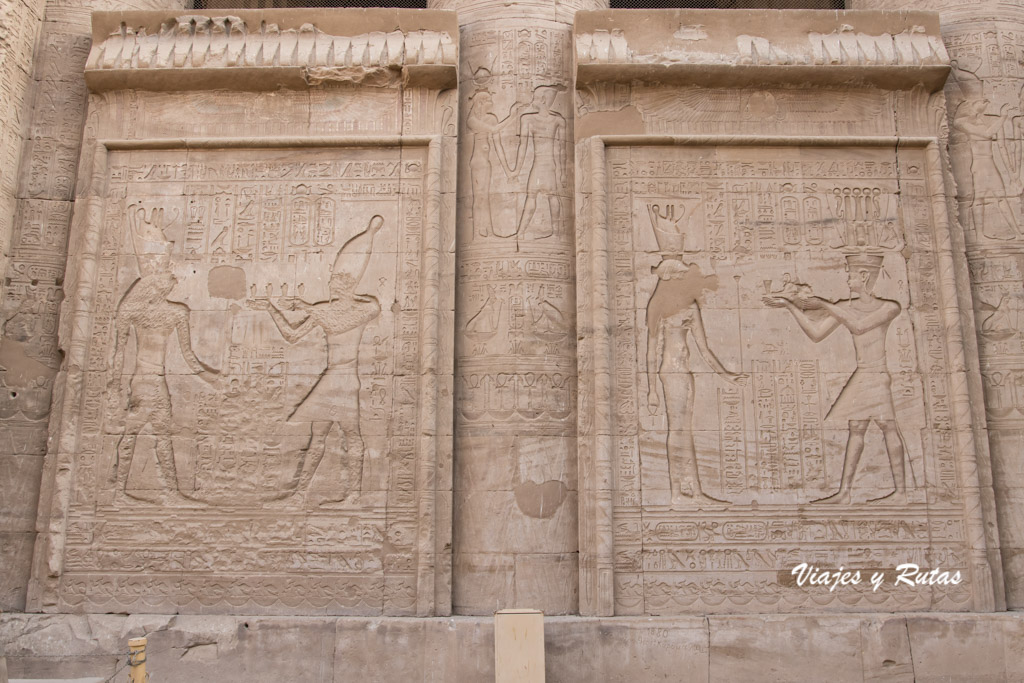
127,204,175,277
844,251,884,271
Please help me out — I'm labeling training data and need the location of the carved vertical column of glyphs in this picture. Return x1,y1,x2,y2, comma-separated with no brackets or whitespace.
0,0,184,610
855,0,1024,608
427,0,605,614
0,0,46,611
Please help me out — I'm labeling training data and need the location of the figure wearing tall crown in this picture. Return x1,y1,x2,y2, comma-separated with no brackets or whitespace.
248,215,383,505
109,204,218,503
764,251,910,505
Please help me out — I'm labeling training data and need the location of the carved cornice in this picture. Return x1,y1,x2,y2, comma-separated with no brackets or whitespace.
85,10,459,91
575,9,951,92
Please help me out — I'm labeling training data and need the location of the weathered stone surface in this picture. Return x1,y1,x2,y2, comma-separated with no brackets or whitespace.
852,0,1024,611
2,613,1024,682
84,11,458,91
573,8,998,617
0,454,43,532
3,0,1024,677
24,9,457,618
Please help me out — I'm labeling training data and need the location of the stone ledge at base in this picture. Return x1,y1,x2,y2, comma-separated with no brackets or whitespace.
1,613,1022,682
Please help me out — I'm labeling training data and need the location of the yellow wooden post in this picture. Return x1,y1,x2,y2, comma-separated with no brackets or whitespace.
494,609,544,683
127,637,147,683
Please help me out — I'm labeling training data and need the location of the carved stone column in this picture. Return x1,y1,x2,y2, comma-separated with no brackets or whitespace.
427,0,605,614
0,0,47,611
0,0,184,611
854,0,1024,609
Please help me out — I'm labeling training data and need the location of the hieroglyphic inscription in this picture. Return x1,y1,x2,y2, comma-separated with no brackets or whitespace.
53,146,441,615
453,17,579,614
587,142,982,614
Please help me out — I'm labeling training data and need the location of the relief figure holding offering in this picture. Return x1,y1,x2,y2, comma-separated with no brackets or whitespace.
764,252,908,504
249,215,382,504
646,258,746,505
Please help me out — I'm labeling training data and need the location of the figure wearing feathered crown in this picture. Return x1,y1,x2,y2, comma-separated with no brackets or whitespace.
248,215,382,505
108,205,218,503
764,252,910,504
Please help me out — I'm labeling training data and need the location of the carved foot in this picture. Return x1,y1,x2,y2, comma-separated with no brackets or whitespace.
122,488,202,506
671,491,728,508
313,491,359,509
813,489,852,505
867,489,908,505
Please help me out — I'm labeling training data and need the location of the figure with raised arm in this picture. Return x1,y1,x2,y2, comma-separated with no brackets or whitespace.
249,215,383,504
646,258,746,505
763,252,909,504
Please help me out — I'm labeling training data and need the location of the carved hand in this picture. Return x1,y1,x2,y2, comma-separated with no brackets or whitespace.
245,298,271,310
725,372,750,386
647,391,659,413
794,294,823,310
762,295,788,308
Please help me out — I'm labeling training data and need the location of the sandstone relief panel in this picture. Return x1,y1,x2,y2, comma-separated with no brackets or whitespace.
577,140,995,614
22,8,457,618
34,145,446,615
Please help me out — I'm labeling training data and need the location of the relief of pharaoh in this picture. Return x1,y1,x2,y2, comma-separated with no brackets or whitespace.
108,206,218,504
764,252,910,505
248,215,383,505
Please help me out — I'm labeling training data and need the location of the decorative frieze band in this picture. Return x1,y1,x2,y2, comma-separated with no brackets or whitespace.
575,9,950,91
85,10,458,91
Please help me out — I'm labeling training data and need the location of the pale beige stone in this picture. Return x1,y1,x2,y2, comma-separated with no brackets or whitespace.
2,0,1024,675
573,8,997,616
494,610,544,683
84,11,458,92
22,9,457,617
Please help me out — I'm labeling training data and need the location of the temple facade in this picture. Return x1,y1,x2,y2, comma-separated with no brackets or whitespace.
1,0,1024,679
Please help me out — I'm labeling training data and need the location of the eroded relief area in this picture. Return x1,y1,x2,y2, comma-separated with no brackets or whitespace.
600,145,974,613
943,16,1024,607
59,147,432,614
946,25,1024,244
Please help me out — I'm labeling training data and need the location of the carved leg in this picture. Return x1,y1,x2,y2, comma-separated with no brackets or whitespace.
665,372,724,506
299,420,333,492
869,422,908,504
815,420,869,504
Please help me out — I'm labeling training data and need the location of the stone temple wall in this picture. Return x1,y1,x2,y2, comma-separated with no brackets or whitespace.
1,2,1024,681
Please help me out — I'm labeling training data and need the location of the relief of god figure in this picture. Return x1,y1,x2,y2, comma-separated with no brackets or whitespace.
466,89,523,239
498,85,567,245
646,258,746,505
248,215,382,505
764,252,910,505
950,98,1021,240
109,207,218,504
